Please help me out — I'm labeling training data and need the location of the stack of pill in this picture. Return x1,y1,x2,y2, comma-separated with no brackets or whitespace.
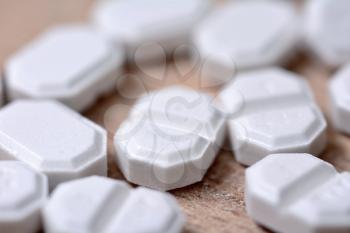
0,0,349,232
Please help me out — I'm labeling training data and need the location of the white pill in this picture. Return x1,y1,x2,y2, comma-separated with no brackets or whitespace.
0,76,3,107
114,115,215,190
0,161,48,233
131,86,226,148
92,0,211,61
218,67,313,117
217,67,327,165
329,63,350,134
43,176,185,233
5,25,123,112
305,0,350,67
231,105,326,165
194,1,299,72
0,100,107,189
246,153,350,233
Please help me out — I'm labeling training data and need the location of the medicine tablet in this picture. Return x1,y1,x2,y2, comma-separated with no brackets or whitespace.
305,0,350,66
92,0,211,60
43,176,185,233
5,25,123,112
329,63,350,134
0,76,3,107
246,153,350,233
0,161,48,233
0,100,107,189
217,67,327,165
114,115,215,190
194,1,299,71
231,105,326,166
131,86,226,148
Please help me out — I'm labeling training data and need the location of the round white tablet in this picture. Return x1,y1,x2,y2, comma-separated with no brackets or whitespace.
230,105,326,165
194,1,299,71
114,116,215,190
131,86,226,148
43,176,185,233
246,153,350,233
0,100,107,189
92,0,211,60
305,0,350,66
329,63,350,134
0,161,48,233
5,25,123,112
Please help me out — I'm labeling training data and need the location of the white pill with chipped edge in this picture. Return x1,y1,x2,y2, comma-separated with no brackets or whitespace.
0,161,48,233
245,153,350,233
194,0,299,73
305,0,350,67
43,176,185,233
5,25,123,112
0,100,107,190
114,115,216,190
92,0,211,61
329,63,350,134
130,86,226,149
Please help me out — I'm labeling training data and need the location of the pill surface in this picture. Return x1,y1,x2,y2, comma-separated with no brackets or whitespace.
130,86,226,148
92,0,211,61
245,153,350,233
115,116,215,190
0,161,48,233
0,76,3,107
5,25,123,112
194,1,299,71
305,0,350,66
0,100,107,189
329,63,350,134
218,67,327,165
43,176,185,233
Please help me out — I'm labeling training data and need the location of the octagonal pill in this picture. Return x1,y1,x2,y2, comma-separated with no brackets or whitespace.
92,0,211,61
130,86,226,149
329,63,350,134
230,105,326,166
194,0,299,72
305,0,350,67
5,25,123,112
43,176,185,233
0,161,48,233
246,153,350,233
218,67,313,117
114,116,215,190
0,100,107,189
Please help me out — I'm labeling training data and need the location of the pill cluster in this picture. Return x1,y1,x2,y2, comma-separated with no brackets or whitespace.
0,0,350,232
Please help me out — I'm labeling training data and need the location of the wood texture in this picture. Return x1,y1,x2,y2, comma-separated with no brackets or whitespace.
0,1,349,233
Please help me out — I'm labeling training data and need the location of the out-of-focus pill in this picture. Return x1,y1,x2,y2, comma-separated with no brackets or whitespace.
305,0,350,67
0,161,48,233
130,86,226,148
92,0,211,61
246,153,350,233
217,68,327,165
329,63,350,134
114,116,215,190
43,176,185,233
5,25,123,112
0,75,3,107
194,0,299,77
0,100,107,189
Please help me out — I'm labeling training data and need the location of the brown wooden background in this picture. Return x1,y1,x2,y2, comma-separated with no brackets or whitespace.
0,1,349,233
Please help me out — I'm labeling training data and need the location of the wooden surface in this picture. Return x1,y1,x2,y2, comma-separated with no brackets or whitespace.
1,1,349,233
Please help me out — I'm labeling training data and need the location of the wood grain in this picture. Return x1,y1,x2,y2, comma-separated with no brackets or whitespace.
0,1,349,233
